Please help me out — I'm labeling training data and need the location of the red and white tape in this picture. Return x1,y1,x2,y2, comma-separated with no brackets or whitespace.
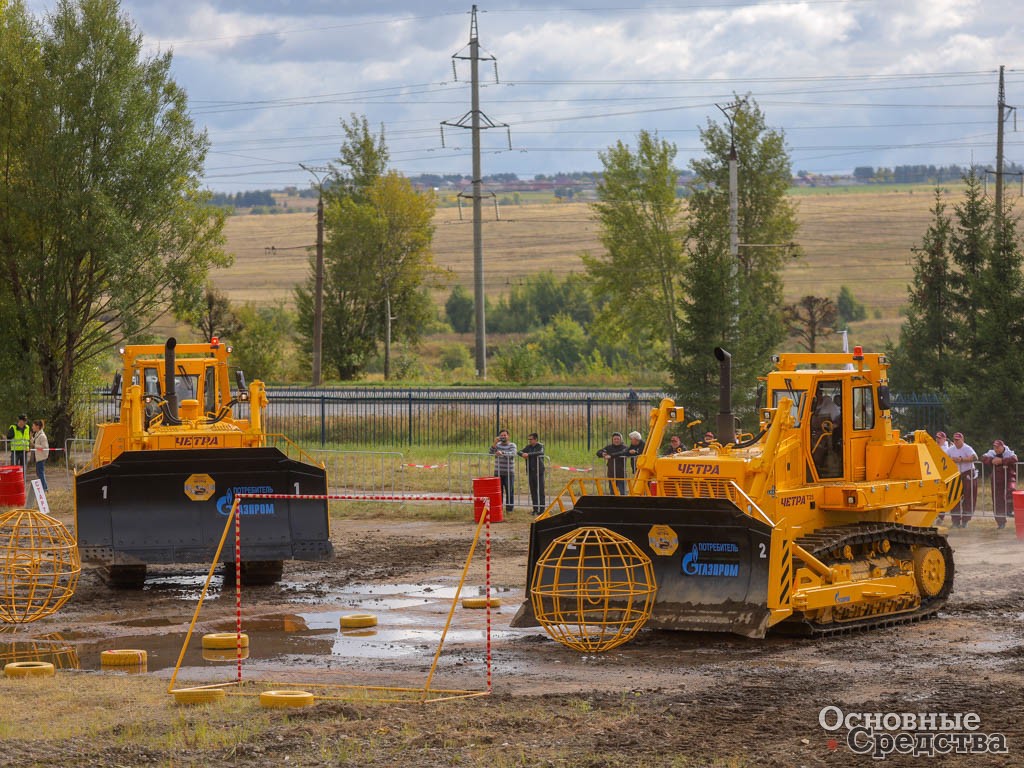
236,492,474,502
404,463,447,470
553,465,593,473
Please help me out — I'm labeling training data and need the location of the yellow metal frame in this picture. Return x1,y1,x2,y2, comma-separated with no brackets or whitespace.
0,509,81,624
167,495,494,704
530,526,656,652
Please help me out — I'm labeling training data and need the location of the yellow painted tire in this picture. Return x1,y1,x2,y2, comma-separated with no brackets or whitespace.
173,688,226,706
202,648,251,662
100,649,148,667
462,597,502,609
202,632,250,650
5,661,55,678
259,690,315,709
339,613,377,629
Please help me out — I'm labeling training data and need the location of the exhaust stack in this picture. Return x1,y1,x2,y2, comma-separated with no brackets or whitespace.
164,337,178,416
714,347,735,444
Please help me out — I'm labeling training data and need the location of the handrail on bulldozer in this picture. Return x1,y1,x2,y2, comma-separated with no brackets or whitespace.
265,433,326,470
536,474,775,527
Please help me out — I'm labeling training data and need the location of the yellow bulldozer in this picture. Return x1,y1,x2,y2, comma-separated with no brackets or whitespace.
513,346,960,639
74,338,332,587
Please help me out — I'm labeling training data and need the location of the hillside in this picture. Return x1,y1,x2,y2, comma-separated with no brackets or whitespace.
212,185,964,350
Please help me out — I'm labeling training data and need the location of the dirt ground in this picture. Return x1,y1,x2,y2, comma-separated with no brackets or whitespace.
3,506,1024,767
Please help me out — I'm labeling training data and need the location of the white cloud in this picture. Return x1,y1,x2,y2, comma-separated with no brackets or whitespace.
20,0,1023,189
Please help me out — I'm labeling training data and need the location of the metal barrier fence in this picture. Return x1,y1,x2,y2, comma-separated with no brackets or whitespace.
447,452,554,514
80,387,951,452
81,388,664,452
313,449,405,495
64,439,96,483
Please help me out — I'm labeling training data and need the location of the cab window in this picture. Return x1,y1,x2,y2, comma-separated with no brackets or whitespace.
204,366,217,413
143,367,160,396
852,386,875,430
175,374,198,403
772,389,806,427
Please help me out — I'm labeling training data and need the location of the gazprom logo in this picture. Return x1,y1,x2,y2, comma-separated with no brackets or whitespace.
216,486,276,517
681,542,740,577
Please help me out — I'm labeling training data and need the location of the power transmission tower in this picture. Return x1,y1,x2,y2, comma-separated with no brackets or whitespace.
441,5,510,379
300,163,330,386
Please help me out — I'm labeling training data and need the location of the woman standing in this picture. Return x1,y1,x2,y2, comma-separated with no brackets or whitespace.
31,419,48,492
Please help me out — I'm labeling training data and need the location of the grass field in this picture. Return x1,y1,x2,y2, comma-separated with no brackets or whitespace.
214,184,970,351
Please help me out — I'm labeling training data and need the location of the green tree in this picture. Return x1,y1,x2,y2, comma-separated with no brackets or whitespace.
836,285,867,325
445,284,474,333
296,117,437,380
530,314,589,373
0,0,227,444
675,97,797,424
584,130,687,371
893,170,1024,445
783,296,837,352
943,171,1024,442
889,189,957,391
232,303,293,382
187,282,240,343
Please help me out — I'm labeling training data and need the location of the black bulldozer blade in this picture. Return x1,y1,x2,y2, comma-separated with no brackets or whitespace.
511,494,774,638
75,447,333,567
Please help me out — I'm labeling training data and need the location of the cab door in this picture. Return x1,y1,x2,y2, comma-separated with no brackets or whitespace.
809,380,844,479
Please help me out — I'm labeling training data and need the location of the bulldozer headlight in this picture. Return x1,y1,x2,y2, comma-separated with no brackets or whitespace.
238,391,249,402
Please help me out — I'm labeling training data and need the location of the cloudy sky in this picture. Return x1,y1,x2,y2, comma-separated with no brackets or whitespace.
22,0,1024,192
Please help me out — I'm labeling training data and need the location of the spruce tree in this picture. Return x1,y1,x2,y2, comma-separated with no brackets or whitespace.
674,98,797,425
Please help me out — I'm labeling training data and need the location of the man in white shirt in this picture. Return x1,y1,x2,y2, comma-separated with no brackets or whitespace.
946,432,978,528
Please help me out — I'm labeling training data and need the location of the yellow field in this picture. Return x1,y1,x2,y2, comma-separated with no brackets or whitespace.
213,186,968,348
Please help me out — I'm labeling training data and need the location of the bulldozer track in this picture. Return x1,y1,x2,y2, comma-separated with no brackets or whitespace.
777,522,954,637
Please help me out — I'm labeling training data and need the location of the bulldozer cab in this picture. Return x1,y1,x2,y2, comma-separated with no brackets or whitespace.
765,349,889,486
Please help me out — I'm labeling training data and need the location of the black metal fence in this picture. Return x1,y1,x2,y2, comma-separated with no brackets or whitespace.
81,387,947,451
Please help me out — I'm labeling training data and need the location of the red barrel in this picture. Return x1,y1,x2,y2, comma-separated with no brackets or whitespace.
1013,490,1024,540
0,465,26,507
472,476,504,523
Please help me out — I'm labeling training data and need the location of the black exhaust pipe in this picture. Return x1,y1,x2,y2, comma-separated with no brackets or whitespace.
164,337,178,415
714,347,735,444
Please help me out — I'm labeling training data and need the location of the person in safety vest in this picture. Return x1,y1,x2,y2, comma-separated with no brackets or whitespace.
7,414,30,469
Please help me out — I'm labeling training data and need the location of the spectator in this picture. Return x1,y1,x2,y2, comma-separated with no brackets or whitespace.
488,429,517,515
697,431,716,448
7,414,29,469
597,432,629,495
30,419,48,493
626,430,645,473
518,432,546,516
981,440,1017,529
947,432,978,528
663,435,685,455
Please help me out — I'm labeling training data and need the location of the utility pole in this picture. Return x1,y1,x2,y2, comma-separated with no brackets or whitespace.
995,66,1005,239
717,98,746,337
442,6,509,379
300,163,329,387
993,66,1018,250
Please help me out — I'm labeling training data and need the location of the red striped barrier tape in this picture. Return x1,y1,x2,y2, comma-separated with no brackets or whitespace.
553,465,593,472
236,492,474,502
404,463,447,469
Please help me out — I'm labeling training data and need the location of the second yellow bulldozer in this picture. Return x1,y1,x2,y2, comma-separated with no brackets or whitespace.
513,346,960,639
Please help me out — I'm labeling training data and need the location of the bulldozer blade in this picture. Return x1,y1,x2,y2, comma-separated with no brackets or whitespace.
511,495,774,638
75,447,333,566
